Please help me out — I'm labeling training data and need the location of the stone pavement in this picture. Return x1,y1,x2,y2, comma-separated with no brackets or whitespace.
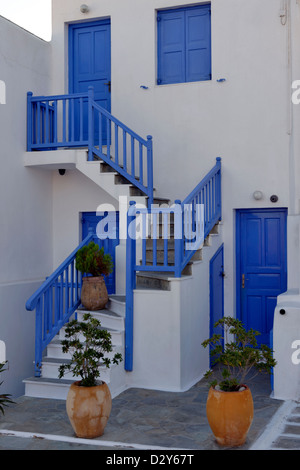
0,373,299,451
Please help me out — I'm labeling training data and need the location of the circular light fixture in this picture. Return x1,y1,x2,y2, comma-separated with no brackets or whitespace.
253,191,263,200
80,4,89,13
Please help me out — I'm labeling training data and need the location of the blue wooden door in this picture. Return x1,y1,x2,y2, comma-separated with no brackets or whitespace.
209,245,224,362
236,209,287,347
69,20,111,144
82,212,119,295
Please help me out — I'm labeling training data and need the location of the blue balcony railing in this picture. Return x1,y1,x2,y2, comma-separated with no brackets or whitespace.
27,88,153,206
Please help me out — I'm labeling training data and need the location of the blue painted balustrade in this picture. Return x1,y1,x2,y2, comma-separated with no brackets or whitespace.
125,158,221,370
26,232,94,377
27,88,153,206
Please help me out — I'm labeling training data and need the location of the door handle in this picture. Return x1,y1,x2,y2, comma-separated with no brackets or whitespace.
242,274,249,289
104,81,111,92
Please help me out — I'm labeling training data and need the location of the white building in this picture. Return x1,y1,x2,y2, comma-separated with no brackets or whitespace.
0,0,299,401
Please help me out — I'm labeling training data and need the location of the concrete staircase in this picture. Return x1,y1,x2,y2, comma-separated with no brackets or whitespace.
23,295,127,400
23,220,221,399
23,147,222,397
24,149,151,208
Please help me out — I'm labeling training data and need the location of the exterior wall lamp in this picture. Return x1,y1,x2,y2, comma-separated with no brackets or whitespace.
80,4,89,13
253,191,263,200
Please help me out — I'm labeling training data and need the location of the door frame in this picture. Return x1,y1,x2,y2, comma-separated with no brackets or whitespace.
209,243,224,337
81,211,119,295
209,244,224,365
235,207,287,326
68,18,111,99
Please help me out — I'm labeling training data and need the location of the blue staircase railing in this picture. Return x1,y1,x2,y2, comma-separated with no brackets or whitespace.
125,158,221,371
26,232,94,377
27,88,153,206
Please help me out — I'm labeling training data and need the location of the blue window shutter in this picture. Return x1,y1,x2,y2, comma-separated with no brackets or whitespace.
157,10,185,84
185,6,211,82
157,4,211,85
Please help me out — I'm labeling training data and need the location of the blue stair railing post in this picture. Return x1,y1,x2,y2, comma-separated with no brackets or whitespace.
27,92,33,152
35,298,43,377
174,200,183,277
88,86,94,161
216,157,222,221
125,201,137,371
147,135,154,208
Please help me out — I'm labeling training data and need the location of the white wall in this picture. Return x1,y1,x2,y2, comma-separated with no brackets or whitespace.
50,0,293,318
52,168,117,267
0,17,52,396
128,231,222,392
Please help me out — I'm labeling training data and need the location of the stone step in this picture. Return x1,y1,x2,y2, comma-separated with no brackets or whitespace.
136,267,192,291
135,223,220,291
136,272,173,291
146,238,175,250
143,247,202,264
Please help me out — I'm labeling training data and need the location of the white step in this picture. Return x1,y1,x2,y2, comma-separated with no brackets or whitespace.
24,296,127,401
41,357,112,383
46,338,123,361
106,295,126,317
58,325,124,347
76,307,125,330
24,377,76,400
24,359,127,400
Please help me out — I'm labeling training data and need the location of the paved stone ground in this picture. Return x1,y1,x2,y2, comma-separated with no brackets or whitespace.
251,400,300,450
0,373,290,451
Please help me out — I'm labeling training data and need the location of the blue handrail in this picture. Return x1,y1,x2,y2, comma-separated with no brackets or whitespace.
27,88,154,206
125,158,221,371
90,95,153,206
26,232,94,377
181,157,222,270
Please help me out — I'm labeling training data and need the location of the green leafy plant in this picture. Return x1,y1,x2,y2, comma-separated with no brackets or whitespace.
0,362,15,414
201,317,277,392
58,313,122,387
76,242,113,277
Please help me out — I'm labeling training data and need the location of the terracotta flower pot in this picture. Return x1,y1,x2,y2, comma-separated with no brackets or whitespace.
81,276,108,310
66,381,112,438
206,385,254,447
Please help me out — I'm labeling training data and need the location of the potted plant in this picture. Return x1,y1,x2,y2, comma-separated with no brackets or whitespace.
76,241,113,310
201,316,277,447
0,362,14,415
59,313,122,438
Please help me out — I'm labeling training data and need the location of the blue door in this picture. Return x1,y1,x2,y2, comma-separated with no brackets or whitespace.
236,209,287,347
209,245,224,362
82,212,119,295
69,19,111,144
